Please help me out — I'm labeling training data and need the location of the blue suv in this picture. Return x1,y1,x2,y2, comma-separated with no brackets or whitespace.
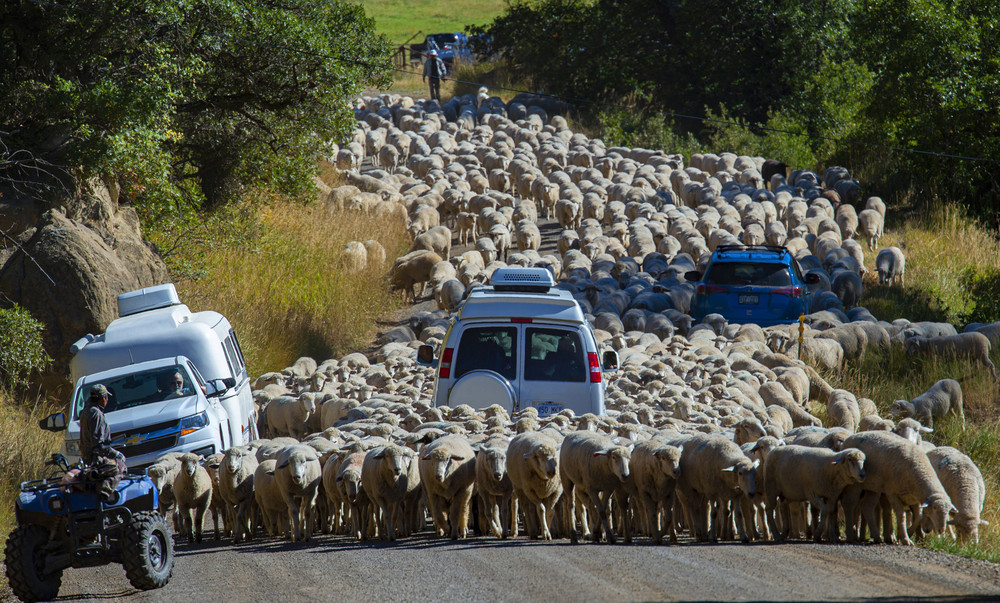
687,245,819,326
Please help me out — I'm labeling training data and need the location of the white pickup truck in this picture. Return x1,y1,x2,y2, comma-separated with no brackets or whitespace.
43,284,257,469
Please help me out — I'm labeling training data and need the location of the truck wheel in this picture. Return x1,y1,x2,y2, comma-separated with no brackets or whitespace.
122,512,174,590
4,524,62,602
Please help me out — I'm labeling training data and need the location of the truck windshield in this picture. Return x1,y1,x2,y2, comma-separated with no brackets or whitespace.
73,366,196,419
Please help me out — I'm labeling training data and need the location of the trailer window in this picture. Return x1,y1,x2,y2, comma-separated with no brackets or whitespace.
223,337,240,378
229,329,247,373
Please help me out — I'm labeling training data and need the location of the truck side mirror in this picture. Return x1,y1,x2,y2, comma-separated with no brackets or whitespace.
206,379,231,398
416,344,436,366
40,412,67,432
602,350,620,372
685,271,702,282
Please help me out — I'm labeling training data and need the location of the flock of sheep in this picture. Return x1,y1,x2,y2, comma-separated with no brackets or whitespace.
148,91,997,549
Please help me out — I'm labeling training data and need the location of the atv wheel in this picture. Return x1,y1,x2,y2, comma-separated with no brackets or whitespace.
4,524,62,602
122,512,174,590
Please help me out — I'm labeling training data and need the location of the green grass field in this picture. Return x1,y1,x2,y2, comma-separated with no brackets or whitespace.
359,0,506,45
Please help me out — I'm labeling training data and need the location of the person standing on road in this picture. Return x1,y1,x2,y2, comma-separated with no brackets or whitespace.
422,49,447,102
79,384,126,500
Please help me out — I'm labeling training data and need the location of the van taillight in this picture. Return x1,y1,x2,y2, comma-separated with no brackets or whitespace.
439,348,454,379
697,284,728,295
588,352,601,383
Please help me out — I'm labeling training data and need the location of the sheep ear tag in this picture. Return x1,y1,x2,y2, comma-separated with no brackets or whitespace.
593,450,609,457
451,455,465,461
831,457,843,464
721,465,736,472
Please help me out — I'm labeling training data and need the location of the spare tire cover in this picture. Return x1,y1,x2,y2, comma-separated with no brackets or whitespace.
447,370,516,414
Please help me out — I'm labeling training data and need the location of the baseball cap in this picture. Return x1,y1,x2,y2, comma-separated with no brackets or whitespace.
428,49,437,56
89,384,109,399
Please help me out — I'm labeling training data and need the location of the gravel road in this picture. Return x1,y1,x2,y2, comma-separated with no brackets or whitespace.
55,531,1000,602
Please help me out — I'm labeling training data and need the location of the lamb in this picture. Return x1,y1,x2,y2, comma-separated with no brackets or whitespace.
925,446,988,543
762,446,867,543
675,433,758,542
174,453,213,543
841,431,955,545
475,437,514,538
628,440,682,544
390,249,444,302
362,443,420,541
265,394,317,440
274,444,323,542
506,431,563,540
559,430,632,544
219,445,259,543
455,212,478,246
905,333,998,381
876,247,905,286
890,378,965,430
418,434,477,539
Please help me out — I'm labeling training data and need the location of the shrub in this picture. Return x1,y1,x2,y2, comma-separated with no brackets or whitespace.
959,268,1000,325
0,306,51,392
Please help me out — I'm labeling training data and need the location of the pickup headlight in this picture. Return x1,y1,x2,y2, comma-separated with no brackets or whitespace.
179,411,210,436
65,440,81,456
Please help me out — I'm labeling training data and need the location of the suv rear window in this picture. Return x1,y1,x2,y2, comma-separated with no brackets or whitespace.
454,326,517,380
706,262,791,286
525,328,585,382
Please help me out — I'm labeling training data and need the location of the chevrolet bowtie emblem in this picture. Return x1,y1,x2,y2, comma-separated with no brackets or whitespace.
125,434,145,446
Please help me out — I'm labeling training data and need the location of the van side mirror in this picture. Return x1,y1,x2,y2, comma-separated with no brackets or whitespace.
40,412,67,432
685,270,702,282
602,350,620,372
417,344,436,366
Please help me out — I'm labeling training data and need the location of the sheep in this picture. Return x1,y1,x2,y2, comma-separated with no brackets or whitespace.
841,431,955,545
362,443,420,541
274,444,323,542
905,332,998,381
889,378,965,430
253,459,290,538
343,241,368,273
857,209,883,251
412,225,452,260
892,418,933,447
174,453,213,543
146,456,182,530
925,446,988,543
628,440,682,544
456,212,478,246
391,249,444,302
516,221,542,252
675,433,759,542
475,437,514,538
506,431,563,540
876,247,905,286
559,430,632,544
758,382,822,428
219,445,259,543
435,279,467,312
733,417,767,445
826,389,861,433
364,239,386,268
265,394,317,440
333,451,372,540
418,435,477,539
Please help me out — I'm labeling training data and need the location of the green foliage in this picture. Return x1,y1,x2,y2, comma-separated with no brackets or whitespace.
959,268,1000,324
0,306,51,391
596,110,703,157
0,0,392,212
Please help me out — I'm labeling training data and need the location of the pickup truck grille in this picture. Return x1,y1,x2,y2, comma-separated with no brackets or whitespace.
115,435,178,458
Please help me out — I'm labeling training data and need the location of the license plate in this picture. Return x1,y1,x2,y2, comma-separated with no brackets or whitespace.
739,294,759,305
534,402,565,417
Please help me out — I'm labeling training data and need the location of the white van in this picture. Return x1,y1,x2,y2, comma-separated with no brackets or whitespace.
418,267,618,417
44,284,257,469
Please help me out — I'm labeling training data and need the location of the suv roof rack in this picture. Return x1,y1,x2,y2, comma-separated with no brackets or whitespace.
716,244,788,256
490,267,556,292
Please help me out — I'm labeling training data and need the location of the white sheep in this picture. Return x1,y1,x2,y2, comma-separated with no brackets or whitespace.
762,445,866,542
925,446,988,543
876,246,905,286
905,333,998,382
890,378,964,430
334,451,372,540
418,434,477,539
675,433,758,543
628,440,682,544
174,453,213,543
857,209,883,251
362,443,420,541
219,445,259,543
559,430,632,544
253,459,288,538
506,431,563,540
827,389,861,433
274,444,323,542
841,431,955,545
265,394,317,440
475,437,514,538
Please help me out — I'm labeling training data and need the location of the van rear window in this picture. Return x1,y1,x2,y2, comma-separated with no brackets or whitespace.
454,327,517,380
525,328,585,382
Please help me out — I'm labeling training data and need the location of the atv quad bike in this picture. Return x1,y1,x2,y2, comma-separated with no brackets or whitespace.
4,453,174,602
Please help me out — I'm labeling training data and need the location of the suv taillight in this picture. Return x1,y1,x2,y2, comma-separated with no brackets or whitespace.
773,286,802,297
696,284,728,295
588,352,601,383
439,347,454,379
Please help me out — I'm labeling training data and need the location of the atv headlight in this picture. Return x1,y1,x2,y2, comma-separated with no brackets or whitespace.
65,440,81,456
179,411,210,437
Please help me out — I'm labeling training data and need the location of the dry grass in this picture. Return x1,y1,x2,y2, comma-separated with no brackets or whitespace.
175,194,409,378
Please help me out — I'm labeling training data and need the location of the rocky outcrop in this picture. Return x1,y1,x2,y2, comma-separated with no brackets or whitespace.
0,178,168,393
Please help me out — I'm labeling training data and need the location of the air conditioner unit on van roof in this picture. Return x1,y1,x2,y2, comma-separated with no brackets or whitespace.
490,267,556,292
117,283,181,317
